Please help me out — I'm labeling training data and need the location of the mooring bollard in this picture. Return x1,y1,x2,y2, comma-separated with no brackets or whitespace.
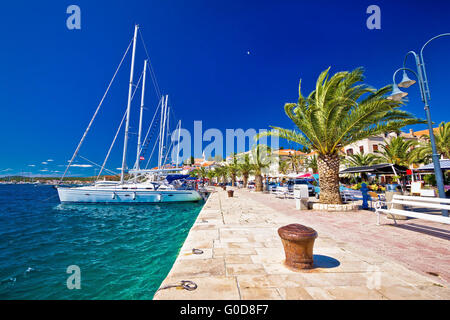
278,224,318,270
227,190,234,197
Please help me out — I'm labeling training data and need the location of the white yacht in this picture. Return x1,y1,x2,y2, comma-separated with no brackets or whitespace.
56,25,202,204
57,181,202,203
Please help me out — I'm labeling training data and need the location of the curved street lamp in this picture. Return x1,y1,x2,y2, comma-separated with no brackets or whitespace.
391,33,450,216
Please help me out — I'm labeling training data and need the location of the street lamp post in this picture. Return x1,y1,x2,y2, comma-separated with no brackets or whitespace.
390,33,449,216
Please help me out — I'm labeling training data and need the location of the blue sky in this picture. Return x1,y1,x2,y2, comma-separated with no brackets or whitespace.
1,0,450,177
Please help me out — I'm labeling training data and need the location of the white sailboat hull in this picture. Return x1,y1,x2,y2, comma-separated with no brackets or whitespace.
57,186,203,203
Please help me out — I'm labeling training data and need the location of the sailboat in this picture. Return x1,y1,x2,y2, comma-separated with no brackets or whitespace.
56,25,202,203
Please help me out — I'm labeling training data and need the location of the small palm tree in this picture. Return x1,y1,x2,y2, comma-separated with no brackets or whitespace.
416,122,450,161
214,165,229,184
238,154,254,188
285,151,304,173
305,155,318,173
343,151,381,181
278,159,289,175
189,167,208,184
206,169,216,185
376,136,420,167
226,154,240,186
251,144,272,192
257,67,423,204
343,152,381,167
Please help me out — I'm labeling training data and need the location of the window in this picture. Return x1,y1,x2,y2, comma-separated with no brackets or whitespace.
373,144,378,152
359,146,364,153
346,148,354,155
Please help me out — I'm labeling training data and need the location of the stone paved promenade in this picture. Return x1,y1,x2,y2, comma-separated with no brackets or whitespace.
153,188,450,300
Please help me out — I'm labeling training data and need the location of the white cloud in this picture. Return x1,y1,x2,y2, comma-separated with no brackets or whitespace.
28,165,36,167
47,159,54,162
40,169,48,172
41,162,48,165
71,164,93,168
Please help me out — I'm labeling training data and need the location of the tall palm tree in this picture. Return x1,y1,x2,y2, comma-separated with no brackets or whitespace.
238,154,254,188
416,121,450,161
257,67,423,204
376,136,420,166
251,144,272,192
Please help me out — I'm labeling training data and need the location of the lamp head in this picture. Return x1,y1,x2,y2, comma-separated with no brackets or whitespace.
398,72,416,88
388,83,408,101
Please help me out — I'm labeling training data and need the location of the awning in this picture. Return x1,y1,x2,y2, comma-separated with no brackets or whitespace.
339,163,407,175
417,159,450,171
166,174,190,183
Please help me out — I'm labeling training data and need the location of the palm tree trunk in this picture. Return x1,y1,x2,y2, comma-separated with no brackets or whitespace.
255,174,263,192
243,174,248,188
231,174,236,186
317,153,342,204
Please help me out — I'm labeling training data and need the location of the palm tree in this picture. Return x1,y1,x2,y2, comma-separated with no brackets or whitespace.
278,159,289,175
251,144,272,192
226,154,240,186
343,151,381,181
416,121,450,162
343,152,381,167
214,165,229,184
238,154,254,188
189,167,208,184
257,67,423,204
376,136,420,166
305,155,318,173
285,151,304,173
206,169,216,185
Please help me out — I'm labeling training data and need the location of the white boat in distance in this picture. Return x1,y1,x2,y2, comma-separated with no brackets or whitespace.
57,25,202,203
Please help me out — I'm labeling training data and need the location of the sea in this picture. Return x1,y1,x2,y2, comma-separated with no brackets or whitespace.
0,184,204,299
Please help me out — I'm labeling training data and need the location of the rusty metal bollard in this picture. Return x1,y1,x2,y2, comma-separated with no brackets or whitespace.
227,190,234,197
278,224,318,270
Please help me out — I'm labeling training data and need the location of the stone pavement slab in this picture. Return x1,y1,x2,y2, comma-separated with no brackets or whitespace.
153,188,450,300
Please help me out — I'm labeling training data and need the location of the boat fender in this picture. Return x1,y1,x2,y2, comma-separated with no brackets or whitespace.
111,192,116,200
132,192,136,200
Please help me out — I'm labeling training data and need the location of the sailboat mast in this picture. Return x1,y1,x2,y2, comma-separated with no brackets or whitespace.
136,59,147,175
176,120,181,167
120,24,139,184
158,95,165,169
159,95,169,170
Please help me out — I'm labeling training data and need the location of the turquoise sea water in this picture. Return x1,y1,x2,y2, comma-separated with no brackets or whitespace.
0,184,204,299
